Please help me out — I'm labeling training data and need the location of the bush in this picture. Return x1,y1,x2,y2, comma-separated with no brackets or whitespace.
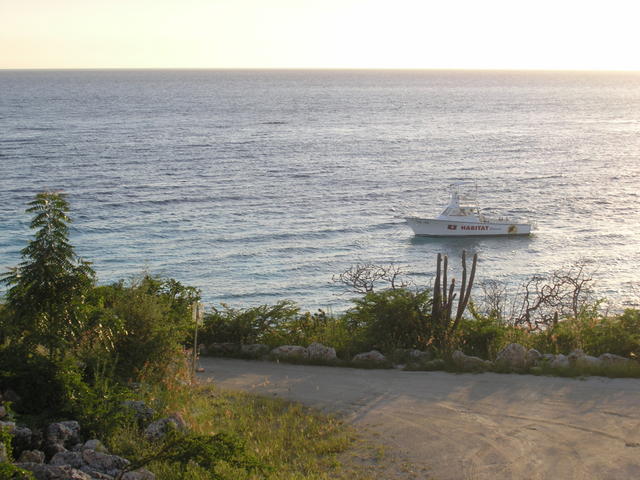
343,288,432,354
201,301,300,346
457,316,506,360
86,276,198,383
0,345,70,415
529,309,640,357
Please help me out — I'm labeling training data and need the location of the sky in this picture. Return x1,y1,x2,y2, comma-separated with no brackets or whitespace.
1,0,639,70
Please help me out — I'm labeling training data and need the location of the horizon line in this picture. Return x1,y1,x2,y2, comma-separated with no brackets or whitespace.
2,67,640,73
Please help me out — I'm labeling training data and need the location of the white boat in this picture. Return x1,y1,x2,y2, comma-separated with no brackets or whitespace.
405,182,532,237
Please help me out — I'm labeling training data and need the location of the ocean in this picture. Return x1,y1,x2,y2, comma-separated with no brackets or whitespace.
1,69,639,311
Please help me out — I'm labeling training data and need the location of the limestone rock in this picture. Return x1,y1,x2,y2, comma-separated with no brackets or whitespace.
452,350,489,371
352,350,387,364
144,413,188,441
46,421,81,447
240,344,270,358
526,349,542,366
82,448,130,477
19,449,46,464
44,442,67,459
496,343,528,370
19,463,93,480
122,468,156,480
0,405,7,419
575,353,600,368
307,343,337,361
50,450,84,469
82,439,109,453
122,400,155,424
408,349,434,362
567,349,601,368
206,343,241,356
270,345,308,359
550,354,569,369
86,471,116,480
541,353,555,363
13,426,34,454
599,353,633,366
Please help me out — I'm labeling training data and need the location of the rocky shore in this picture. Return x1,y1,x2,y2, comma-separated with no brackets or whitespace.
0,393,186,480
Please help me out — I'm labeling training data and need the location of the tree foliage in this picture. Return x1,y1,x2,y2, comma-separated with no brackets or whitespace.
86,276,200,382
2,192,95,357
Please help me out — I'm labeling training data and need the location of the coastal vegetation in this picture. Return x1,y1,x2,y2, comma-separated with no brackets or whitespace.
0,192,638,478
200,261,639,369
0,192,378,480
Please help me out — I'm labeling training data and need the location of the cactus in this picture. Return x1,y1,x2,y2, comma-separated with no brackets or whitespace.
431,250,477,352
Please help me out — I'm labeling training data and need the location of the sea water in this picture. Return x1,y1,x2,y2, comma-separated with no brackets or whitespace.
1,70,639,310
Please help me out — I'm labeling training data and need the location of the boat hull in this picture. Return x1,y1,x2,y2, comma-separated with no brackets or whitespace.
405,217,531,237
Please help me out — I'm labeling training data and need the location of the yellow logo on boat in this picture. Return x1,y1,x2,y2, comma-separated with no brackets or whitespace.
508,225,517,234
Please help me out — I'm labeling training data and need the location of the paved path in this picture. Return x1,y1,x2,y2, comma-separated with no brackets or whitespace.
198,357,640,480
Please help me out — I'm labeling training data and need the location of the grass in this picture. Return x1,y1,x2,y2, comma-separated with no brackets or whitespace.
105,380,382,480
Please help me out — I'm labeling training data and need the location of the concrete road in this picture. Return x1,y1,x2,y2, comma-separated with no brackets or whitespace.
197,357,640,480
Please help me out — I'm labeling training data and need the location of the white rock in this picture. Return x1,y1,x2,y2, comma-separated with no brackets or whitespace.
270,345,308,359
550,354,569,368
496,343,528,370
122,468,156,480
599,353,633,367
46,421,81,446
307,343,337,361
82,449,130,476
541,353,556,363
82,439,109,453
18,450,45,464
144,413,188,441
408,349,434,362
240,344,270,357
19,464,93,480
452,350,488,371
568,349,601,368
352,350,387,364
50,451,84,468
526,349,542,366
576,355,601,368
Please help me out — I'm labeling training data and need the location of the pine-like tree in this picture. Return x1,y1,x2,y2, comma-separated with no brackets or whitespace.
2,192,95,358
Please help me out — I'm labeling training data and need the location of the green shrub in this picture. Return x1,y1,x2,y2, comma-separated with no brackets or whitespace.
529,309,640,357
0,463,35,480
457,316,506,360
0,345,70,415
87,276,198,383
343,288,432,354
201,301,300,346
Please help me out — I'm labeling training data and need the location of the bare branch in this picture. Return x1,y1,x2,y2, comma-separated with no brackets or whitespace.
332,263,412,294
511,260,597,331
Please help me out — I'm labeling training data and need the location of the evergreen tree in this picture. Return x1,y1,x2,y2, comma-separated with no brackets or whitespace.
2,192,95,358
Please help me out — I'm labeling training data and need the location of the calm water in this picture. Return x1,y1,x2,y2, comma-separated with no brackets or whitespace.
1,70,639,310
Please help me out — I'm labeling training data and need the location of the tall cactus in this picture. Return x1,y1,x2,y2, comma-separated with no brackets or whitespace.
431,250,478,352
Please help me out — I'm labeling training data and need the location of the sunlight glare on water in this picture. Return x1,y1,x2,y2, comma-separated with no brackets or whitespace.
1,70,639,310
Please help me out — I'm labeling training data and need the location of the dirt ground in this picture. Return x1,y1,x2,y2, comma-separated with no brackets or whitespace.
198,357,640,480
